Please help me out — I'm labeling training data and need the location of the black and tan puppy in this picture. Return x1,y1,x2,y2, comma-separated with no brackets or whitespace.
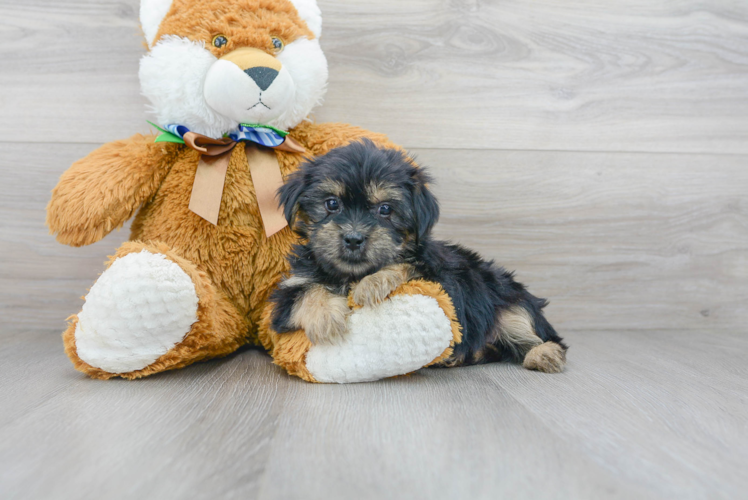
270,139,567,373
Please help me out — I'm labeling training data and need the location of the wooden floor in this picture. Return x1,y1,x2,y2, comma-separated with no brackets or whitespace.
2,0,748,498
1,329,747,499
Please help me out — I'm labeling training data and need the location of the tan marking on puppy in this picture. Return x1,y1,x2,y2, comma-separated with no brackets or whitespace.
314,219,342,251
523,342,567,373
353,263,416,307
280,275,311,288
318,179,346,198
495,306,544,356
313,220,370,273
366,181,402,204
290,285,349,345
365,224,402,263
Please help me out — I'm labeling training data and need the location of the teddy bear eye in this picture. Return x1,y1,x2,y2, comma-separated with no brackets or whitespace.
272,37,284,53
212,35,228,48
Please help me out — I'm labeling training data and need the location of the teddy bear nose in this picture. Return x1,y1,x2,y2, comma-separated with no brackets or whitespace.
244,67,279,91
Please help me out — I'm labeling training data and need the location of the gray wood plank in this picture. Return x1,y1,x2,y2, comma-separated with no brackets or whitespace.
413,147,748,331
1,328,746,499
0,345,291,500
319,0,748,154
0,329,77,427
0,143,130,334
256,330,748,500
487,330,748,500
5,143,746,333
256,362,652,500
2,0,748,153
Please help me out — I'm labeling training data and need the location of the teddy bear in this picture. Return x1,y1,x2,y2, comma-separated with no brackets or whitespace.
46,0,462,382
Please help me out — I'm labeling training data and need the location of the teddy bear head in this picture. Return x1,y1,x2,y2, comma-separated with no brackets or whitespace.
139,0,328,138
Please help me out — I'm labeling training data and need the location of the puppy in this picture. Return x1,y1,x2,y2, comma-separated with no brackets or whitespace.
270,139,567,373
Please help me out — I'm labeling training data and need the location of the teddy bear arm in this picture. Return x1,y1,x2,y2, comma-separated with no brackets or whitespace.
46,134,179,247
260,279,463,383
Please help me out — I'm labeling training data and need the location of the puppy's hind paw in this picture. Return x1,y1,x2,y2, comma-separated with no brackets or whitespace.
353,264,413,308
523,342,567,373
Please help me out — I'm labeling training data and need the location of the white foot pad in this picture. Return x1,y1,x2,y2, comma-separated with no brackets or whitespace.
75,250,199,374
305,294,454,383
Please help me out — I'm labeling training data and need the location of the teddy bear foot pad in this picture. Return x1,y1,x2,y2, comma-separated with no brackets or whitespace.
305,294,454,383
74,250,199,374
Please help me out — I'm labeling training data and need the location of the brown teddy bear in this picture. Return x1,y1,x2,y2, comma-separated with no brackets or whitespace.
46,0,462,382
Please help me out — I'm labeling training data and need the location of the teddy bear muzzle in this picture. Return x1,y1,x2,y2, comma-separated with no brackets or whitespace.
203,47,294,125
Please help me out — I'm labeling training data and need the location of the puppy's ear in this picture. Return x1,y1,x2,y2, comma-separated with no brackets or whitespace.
411,167,440,239
278,170,306,225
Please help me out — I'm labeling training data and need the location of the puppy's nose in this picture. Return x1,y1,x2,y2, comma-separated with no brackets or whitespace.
244,67,278,91
344,232,366,251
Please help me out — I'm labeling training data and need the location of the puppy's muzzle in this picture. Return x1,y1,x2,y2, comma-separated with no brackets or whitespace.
343,232,366,251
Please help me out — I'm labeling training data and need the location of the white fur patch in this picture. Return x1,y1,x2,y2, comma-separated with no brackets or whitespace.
139,35,328,137
140,0,174,47
75,250,199,374
289,0,322,38
305,294,454,383
273,37,328,131
140,36,237,138
203,60,295,126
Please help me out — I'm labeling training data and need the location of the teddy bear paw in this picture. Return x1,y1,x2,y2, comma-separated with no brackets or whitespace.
305,293,454,383
73,250,199,374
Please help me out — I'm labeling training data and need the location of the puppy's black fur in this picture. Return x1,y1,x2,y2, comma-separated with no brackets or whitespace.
270,139,567,370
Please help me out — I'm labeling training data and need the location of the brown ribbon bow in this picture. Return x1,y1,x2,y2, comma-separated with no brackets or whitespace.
183,131,305,238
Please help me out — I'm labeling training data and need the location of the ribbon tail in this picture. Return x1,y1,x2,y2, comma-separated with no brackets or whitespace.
246,143,289,238
189,150,233,225
273,136,307,154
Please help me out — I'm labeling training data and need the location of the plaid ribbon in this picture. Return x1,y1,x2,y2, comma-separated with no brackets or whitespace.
164,123,287,148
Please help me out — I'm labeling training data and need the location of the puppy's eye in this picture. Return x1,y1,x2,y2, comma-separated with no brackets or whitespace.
325,199,340,213
272,37,284,53
378,204,393,217
212,35,228,48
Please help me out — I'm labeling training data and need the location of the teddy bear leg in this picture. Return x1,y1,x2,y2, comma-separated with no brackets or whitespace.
261,280,463,383
63,241,247,380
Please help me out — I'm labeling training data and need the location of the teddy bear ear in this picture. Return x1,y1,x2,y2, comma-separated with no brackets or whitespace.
288,0,322,38
140,0,174,47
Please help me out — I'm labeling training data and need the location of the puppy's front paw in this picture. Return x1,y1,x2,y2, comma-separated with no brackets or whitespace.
304,303,349,345
353,264,413,307
292,287,350,345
